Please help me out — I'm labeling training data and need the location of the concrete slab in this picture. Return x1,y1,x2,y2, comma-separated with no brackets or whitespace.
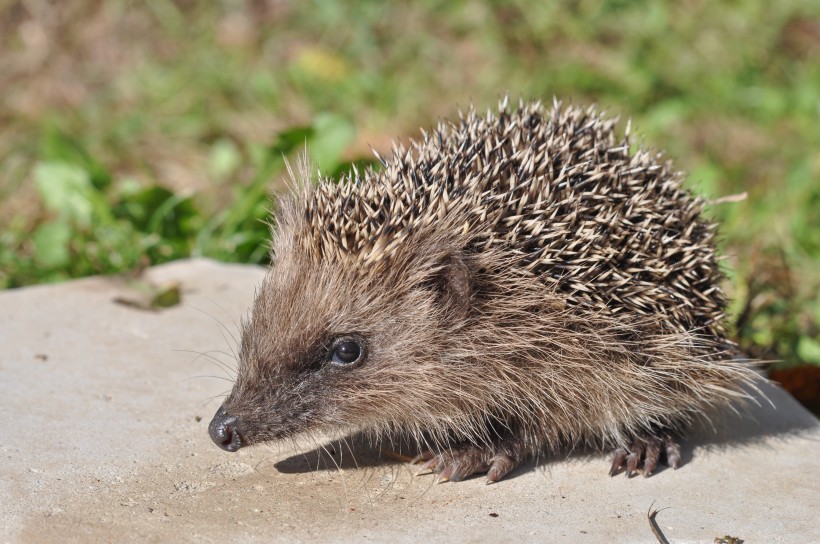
1,258,817,543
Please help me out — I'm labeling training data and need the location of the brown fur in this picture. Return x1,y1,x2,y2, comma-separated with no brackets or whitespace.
216,99,759,480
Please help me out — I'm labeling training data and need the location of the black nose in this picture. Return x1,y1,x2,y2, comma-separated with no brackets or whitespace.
208,406,244,452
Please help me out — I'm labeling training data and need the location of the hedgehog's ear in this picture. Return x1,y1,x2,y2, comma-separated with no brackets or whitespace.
432,253,472,320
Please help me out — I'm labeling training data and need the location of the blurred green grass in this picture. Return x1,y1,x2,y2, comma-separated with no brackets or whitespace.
0,0,818,368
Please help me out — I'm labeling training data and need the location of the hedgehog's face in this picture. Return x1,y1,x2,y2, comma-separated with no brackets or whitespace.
208,238,475,453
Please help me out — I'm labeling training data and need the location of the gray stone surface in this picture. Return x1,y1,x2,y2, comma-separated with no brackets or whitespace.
1,258,818,543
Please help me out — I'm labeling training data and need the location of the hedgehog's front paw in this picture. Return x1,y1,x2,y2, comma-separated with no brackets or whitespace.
609,432,681,478
412,444,519,484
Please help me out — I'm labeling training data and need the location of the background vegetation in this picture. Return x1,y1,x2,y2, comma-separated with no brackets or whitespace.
1,1,818,383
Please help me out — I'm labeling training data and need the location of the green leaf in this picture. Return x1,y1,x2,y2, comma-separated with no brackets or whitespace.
113,185,200,246
40,127,111,190
309,113,356,174
151,283,182,308
33,221,71,268
209,138,242,180
34,162,95,226
797,337,820,365
688,161,721,199
270,126,315,158
642,99,690,134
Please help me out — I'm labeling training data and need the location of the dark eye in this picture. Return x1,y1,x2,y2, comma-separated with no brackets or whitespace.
330,339,363,366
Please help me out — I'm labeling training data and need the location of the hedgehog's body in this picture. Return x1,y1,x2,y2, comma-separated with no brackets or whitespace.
209,99,757,482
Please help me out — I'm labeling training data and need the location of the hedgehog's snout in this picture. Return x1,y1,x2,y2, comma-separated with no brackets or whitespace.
208,406,245,452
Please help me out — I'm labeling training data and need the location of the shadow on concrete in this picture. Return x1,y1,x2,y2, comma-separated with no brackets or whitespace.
686,379,819,455
273,378,818,479
272,436,541,483
272,435,397,474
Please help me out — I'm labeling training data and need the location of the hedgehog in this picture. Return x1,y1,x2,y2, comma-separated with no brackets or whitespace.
208,98,759,483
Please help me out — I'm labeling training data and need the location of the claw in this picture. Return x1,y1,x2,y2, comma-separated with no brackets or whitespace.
625,452,639,478
415,458,438,476
644,441,661,477
436,465,454,484
665,437,681,469
434,475,450,484
609,432,682,479
610,447,628,476
410,451,434,464
486,455,515,483
410,445,520,483
626,441,644,477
